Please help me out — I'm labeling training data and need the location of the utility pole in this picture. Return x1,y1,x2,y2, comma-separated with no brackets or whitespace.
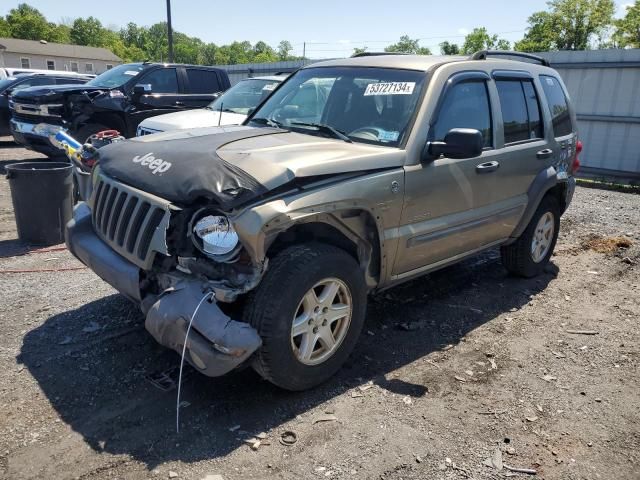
166,0,174,63
302,42,306,59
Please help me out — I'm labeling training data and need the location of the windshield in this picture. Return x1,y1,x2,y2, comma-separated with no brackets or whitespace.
0,78,16,92
208,78,281,115
249,67,426,147
86,64,144,88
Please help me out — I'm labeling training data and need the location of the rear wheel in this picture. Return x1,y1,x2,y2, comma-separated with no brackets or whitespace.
244,243,367,391
501,195,560,277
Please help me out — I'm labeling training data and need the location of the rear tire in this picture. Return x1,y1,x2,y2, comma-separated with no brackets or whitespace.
244,243,367,391
501,195,560,277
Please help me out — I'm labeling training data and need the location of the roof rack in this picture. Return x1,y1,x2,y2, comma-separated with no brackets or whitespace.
351,52,410,58
470,50,550,67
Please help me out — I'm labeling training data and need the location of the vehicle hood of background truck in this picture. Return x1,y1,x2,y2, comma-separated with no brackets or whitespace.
10,84,112,103
138,108,248,132
97,125,405,209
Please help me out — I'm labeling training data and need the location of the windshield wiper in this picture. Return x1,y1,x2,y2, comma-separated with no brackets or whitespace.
290,122,352,143
250,117,283,128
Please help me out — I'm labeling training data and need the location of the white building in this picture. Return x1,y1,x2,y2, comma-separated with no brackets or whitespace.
0,37,122,75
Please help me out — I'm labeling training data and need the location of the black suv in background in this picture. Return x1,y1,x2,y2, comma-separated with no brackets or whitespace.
9,62,230,156
0,73,91,136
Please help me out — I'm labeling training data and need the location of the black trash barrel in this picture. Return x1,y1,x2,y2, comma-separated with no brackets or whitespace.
6,162,74,246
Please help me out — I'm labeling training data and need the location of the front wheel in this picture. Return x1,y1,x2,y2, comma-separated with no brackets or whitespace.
501,195,560,277
244,243,367,391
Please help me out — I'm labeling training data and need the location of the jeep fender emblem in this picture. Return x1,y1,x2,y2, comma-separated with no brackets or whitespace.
132,152,172,174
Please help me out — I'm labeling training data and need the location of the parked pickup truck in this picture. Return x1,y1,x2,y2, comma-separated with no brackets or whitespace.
66,51,579,390
137,75,288,135
9,62,230,156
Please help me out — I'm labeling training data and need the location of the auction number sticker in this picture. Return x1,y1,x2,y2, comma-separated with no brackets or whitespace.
364,82,415,96
262,83,278,91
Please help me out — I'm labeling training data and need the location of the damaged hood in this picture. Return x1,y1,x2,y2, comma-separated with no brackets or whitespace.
97,125,405,208
11,84,110,103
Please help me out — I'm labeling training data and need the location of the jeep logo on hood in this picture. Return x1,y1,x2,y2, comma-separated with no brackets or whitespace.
132,152,172,175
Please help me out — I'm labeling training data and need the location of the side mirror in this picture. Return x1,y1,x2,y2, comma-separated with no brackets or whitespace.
212,91,223,99
425,128,484,161
133,83,152,96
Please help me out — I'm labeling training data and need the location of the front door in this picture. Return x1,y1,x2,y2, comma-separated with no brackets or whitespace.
128,67,184,132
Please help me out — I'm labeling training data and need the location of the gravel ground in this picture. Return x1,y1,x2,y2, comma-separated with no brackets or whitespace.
0,138,638,480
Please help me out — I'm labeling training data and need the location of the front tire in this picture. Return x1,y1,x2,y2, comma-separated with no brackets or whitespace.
501,195,560,277
244,243,367,391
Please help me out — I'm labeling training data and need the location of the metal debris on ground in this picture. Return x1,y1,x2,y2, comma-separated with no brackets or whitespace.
279,431,297,446
313,414,338,424
483,448,503,471
146,365,188,392
454,375,467,382
168,471,178,478
566,330,599,335
504,464,537,475
542,374,557,382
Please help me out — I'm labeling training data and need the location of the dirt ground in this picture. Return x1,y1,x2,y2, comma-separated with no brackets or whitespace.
0,137,638,480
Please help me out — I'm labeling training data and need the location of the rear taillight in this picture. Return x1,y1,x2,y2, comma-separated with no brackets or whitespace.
572,140,583,174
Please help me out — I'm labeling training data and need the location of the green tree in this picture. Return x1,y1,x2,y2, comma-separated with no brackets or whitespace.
515,0,615,51
462,27,511,54
0,17,11,37
70,16,107,46
614,1,640,48
352,46,367,56
47,23,71,43
120,22,148,50
439,41,460,55
385,35,432,54
277,40,293,60
145,22,168,61
5,3,50,40
200,42,218,65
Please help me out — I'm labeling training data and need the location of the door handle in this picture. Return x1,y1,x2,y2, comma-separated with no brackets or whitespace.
476,160,500,173
536,148,553,160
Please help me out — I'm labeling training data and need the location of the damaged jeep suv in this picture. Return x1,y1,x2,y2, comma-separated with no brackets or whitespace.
66,51,579,390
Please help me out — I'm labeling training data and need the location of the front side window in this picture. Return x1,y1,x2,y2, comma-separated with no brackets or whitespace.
209,78,281,115
186,69,221,94
250,66,427,147
540,75,572,137
21,58,30,69
140,68,179,94
432,81,492,148
496,79,543,144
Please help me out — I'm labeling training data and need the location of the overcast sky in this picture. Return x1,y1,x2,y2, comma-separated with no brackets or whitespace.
1,0,633,57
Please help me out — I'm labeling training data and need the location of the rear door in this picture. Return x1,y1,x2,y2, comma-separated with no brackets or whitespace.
180,68,224,108
128,67,183,129
489,71,550,214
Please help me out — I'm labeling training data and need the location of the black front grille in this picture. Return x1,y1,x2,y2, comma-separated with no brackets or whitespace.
92,176,171,268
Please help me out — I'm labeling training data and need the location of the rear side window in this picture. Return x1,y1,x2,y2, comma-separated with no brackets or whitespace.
141,68,179,94
55,77,86,85
432,81,492,148
496,79,543,144
186,69,221,94
540,75,572,137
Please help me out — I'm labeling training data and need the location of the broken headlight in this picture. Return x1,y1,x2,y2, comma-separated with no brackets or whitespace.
191,213,239,257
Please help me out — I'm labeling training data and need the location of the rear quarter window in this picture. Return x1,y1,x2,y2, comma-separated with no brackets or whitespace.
540,75,572,137
186,69,221,94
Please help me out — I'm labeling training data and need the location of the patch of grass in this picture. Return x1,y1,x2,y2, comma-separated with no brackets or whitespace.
582,235,633,254
577,178,640,194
